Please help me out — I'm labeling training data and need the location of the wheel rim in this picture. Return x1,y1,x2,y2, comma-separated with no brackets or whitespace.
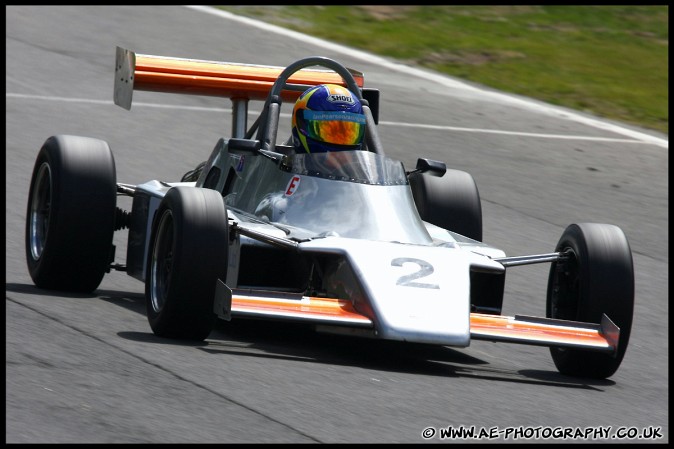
150,210,174,314
550,248,580,321
29,162,52,260
549,248,580,355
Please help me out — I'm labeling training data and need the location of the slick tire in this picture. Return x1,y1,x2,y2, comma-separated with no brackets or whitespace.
546,223,634,379
146,186,229,341
409,169,482,242
25,135,117,293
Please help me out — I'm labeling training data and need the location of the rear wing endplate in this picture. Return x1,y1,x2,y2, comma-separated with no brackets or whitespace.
113,46,365,110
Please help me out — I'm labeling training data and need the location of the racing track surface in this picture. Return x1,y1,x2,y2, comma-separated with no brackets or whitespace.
6,6,668,444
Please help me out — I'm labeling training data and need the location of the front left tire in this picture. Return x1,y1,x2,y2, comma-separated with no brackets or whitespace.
145,186,229,340
546,223,634,379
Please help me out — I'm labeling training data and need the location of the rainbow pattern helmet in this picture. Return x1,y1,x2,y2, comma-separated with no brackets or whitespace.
291,84,366,153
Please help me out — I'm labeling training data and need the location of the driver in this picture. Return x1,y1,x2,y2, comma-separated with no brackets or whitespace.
254,84,367,223
291,83,366,155
183,83,366,182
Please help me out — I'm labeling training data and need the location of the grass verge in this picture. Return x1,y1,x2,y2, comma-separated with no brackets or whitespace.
218,5,668,135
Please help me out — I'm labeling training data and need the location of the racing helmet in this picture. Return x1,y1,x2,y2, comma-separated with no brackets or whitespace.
291,84,366,153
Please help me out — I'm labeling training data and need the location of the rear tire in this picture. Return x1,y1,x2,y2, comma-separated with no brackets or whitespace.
546,223,634,379
409,169,482,241
25,135,117,292
145,187,229,340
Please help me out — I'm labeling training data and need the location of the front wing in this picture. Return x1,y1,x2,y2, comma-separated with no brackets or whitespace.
216,290,618,354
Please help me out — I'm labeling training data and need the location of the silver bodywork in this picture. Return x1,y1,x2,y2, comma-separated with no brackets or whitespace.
297,237,503,345
227,149,433,244
126,142,507,346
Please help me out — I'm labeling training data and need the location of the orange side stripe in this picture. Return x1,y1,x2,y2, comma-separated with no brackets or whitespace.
470,313,612,349
231,295,373,325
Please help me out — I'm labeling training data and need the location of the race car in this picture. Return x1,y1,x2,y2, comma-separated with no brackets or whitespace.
25,47,634,379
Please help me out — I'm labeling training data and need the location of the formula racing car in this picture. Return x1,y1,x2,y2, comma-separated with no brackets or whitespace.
25,47,634,379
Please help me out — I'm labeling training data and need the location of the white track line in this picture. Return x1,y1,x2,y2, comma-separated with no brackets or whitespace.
6,93,654,145
184,5,667,149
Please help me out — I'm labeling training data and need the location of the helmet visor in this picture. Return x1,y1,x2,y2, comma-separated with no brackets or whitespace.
302,110,366,146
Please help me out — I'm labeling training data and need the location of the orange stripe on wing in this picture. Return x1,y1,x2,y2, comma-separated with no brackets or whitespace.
470,313,614,351
134,54,364,101
231,295,373,326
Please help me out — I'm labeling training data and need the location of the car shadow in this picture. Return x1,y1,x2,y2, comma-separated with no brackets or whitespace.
6,282,145,310
121,318,613,390
6,282,101,298
7,282,615,390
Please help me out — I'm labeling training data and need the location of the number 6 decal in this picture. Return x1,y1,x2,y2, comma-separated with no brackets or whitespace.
391,258,439,289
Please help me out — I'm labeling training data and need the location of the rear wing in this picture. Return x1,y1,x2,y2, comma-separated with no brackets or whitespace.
113,46,365,110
